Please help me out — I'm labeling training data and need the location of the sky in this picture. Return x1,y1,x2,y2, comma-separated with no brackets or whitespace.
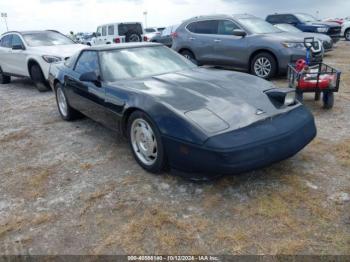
0,0,349,34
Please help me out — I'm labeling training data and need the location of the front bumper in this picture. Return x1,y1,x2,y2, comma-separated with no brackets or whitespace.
164,106,316,179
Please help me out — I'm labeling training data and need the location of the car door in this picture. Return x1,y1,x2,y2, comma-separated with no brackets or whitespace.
186,20,218,64
7,34,27,76
213,19,249,67
0,35,13,73
65,50,109,126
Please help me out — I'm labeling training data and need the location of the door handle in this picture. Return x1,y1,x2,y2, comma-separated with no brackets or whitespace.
214,39,221,42
189,37,196,40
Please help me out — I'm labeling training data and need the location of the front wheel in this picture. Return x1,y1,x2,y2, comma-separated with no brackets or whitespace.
30,64,50,92
251,52,277,79
127,111,166,173
345,29,350,41
55,83,81,120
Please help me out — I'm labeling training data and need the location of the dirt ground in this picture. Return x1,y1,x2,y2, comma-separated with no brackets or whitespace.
0,41,349,255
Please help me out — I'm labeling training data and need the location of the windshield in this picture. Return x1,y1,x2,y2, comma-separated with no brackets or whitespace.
238,18,282,34
100,46,196,82
295,13,318,23
23,31,75,47
275,24,302,33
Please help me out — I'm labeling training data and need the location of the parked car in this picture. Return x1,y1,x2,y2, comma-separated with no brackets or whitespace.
150,24,179,47
80,33,95,46
273,23,334,52
49,43,316,178
341,20,350,41
172,14,323,79
93,22,145,45
266,13,341,43
144,27,162,41
0,30,85,91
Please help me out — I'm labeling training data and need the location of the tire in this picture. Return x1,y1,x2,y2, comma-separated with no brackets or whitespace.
345,29,350,41
251,52,277,79
180,50,198,65
323,92,334,109
125,31,142,42
127,111,166,173
0,68,11,84
55,83,81,121
30,64,50,92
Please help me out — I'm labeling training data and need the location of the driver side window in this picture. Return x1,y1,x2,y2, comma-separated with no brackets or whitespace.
75,51,100,75
218,20,240,35
12,35,24,48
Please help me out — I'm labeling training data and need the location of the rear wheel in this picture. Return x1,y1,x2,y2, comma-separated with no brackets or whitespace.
127,111,166,173
345,29,350,41
251,52,277,79
180,49,199,65
0,68,11,84
55,83,81,120
30,64,50,92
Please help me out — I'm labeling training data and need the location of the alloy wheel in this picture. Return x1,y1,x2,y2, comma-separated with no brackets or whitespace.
57,87,68,117
130,118,158,166
254,57,272,78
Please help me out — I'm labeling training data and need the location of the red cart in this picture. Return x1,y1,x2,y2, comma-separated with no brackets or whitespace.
288,62,341,109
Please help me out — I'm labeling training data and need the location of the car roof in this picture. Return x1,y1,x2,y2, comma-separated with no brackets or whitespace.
85,42,162,51
185,13,256,22
97,22,142,27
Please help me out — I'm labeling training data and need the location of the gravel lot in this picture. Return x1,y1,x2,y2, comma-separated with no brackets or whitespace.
0,41,349,255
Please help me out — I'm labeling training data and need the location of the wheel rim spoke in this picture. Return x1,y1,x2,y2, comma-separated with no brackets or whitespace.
255,57,271,77
131,118,158,166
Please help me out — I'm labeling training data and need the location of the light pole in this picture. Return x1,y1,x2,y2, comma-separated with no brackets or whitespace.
1,12,8,31
143,11,148,28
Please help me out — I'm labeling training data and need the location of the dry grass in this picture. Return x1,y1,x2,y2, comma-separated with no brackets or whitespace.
92,205,209,254
333,138,350,167
0,130,29,144
0,213,56,239
80,183,117,216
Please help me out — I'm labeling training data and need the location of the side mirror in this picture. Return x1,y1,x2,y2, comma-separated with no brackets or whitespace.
79,71,101,87
232,29,247,37
12,44,24,50
92,32,96,37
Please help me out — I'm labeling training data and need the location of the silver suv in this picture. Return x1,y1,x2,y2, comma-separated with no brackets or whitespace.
172,14,323,79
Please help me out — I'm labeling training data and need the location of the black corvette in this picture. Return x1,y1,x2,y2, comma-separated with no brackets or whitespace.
49,43,316,178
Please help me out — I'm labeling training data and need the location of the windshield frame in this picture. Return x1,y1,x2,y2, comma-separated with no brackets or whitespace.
99,45,197,82
22,31,76,47
237,17,283,34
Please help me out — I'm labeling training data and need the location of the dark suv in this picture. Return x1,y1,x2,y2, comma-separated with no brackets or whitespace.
266,13,341,43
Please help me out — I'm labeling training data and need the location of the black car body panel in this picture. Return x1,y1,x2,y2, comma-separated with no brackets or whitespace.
49,43,317,177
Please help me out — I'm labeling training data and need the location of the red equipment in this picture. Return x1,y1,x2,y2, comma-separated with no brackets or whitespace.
295,59,335,90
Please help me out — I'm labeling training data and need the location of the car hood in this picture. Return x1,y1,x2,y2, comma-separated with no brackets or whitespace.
283,32,331,43
262,32,311,42
31,44,86,58
115,68,298,133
